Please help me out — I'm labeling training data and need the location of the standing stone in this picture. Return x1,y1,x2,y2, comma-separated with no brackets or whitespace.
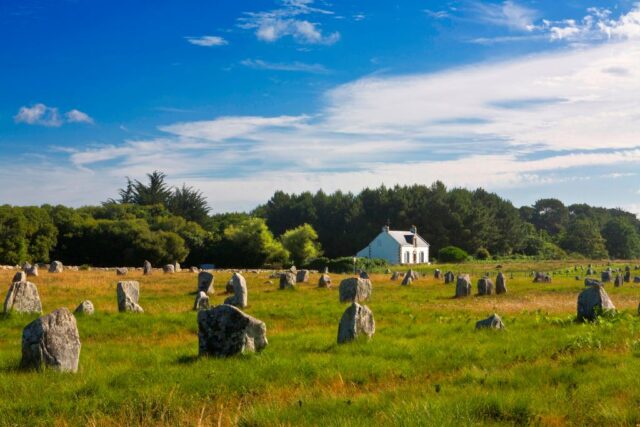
391,271,401,281
337,302,375,344
296,269,310,283
477,277,494,296
455,274,472,298
289,265,297,274
116,267,128,276
49,261,63,273
279,272,296,290
533,272,551,283
173,262,181,273
577,284,615,321
401,270,413,286
21,308,81,373
12,271,26,283
323,266,329,274
74,300,95,315
163,264,175,274
143,260,152,275
614,274,624,287
198,271,214,294
635,276,640,284
444,271,455,284
434,269,441,279
359,271,370,279
475,313,505,330
601,269,612,283
224,273,247,308
495,272,507,294
198,304,267,357
624,270,631,283
4,281,42,314
193,291,210,311
25,264,38,277
116,281,143,313
318,274,332,288
190,266,199,273
585,278,602,287
339,277,372,303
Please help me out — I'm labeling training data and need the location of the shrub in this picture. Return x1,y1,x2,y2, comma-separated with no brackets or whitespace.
438,246,469,263
475,247,491,260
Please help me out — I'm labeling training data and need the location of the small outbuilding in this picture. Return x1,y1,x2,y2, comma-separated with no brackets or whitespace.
356,225,430,265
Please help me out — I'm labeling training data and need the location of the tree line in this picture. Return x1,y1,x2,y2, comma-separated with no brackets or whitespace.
1,172,639,267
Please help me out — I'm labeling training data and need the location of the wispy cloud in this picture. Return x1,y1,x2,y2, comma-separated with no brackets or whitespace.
471,0,538,31
424,9,450,19
240,58,329,73
14,104,93,127
238,0,340,45
185,35,228,47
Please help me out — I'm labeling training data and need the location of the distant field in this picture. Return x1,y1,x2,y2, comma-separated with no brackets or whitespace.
2,261,640,426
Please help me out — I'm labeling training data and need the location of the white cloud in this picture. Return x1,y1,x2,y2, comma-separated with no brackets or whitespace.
14,104,93,126
238,0,340,45
472,0,538,31
424,9,450,19
240,58,329,73
14,103,62,127
65,109,94,124
185,35,228,47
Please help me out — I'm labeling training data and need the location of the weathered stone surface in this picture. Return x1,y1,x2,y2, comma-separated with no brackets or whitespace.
198,304,267,357
359,271,370,280
323,266,329,274
577,284,615,322
635,276,640,284
624,270,631,283
4,281,42,314
116,281,143,313
12,271,26,283
74,300,94,315
533,272,551,283
279,272,296,290
143,260,152,275
444,271,455,284
21,308,81,373
391,271,401,281
318,274,332,288
174,262,181,273
193,291,210,311
614,274,624,287
49,261,63,273
337,303,375,344
477,277,494,296
475,313,505,330
25,264,38,277
296,269,309,283
434,269,441,279
115,267,128,276
455,274,472,298
339,277,372,303
223,273,247,308
190,266,199,273
163,264,175,274
495,272,507,294
601,270,612,283
584,278,602,287
401,270,415,286
198,271,214,294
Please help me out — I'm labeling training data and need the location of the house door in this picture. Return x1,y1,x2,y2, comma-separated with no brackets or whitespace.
413,252,417,264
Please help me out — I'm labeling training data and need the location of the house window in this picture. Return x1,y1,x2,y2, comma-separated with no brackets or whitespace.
404,251,410,263
420,251,425,263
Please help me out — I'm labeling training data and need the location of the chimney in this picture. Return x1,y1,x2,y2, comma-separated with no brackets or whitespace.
382,225,390,233
410,225,417,234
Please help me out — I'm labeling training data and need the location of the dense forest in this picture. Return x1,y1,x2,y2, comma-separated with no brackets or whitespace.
1,172,639,267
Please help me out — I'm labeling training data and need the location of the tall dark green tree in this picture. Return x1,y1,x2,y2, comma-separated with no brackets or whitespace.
167,184,210,224
601,217,640,259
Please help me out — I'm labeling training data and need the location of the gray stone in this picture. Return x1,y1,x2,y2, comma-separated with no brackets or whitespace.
163,264,175,274
12,271,26,283
495,272,507,294
635,276,640,284
116,281,143,313
533,272,551,283
475,313,505,330
318,274,332,288
223,273,247,308
190,266,199,273
401,270,414,286
477,277,494,296
74,300,94,315
296,269,309,283
143,260,152,275
391,271,401,281
444,271,455,284
614,274,624,287
585,278,602,287
25,264,38,277
337,303,375,344
193,291,210,311
577,284,615,321
323,266,329,274
173,262,181,273
197,304,267,357
434,269,441,279
198,271,214,294
601,270,612,283
49,261,63,273
455,274,472,298
359,271,370,280
279,272,296,290
4,281,42,314
21,308,81,373
624,270,631,282
339,277,372,303
116,267,128,276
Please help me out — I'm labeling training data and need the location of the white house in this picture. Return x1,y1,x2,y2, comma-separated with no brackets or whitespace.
356,225,430,265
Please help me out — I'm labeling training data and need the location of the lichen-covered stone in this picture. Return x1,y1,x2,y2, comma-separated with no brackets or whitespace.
337,303,375,344
116,267,128,276
296,270,309,283
197,304,267,357
12,271,26,283
495,272,507,294
339,277,372,303
444,271,455,284
455,274,472,298
279,272,296,290
318,274,332,288
74,300,94,315
49,261,63,273
223,272,247,308
116,281,143,313
577,284,615,322
475,313,505,330
193,291,210,311
143,260,152,275
4,281,42,314
533,272,551,283
163,264,175,274
477,277,494,296
198,271,214,294
21,308,81,373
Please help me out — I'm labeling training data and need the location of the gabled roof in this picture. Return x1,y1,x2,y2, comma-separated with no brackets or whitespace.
387,230,429,247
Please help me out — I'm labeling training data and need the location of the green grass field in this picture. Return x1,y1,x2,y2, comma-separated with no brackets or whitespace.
1,261,640,426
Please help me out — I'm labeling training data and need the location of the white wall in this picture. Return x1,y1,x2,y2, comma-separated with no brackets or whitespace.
356,231,401,264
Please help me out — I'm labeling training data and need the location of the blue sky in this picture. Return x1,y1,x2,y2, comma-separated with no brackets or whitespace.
1,0,640,214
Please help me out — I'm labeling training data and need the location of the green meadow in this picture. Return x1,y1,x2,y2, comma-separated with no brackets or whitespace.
1,262,640,426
